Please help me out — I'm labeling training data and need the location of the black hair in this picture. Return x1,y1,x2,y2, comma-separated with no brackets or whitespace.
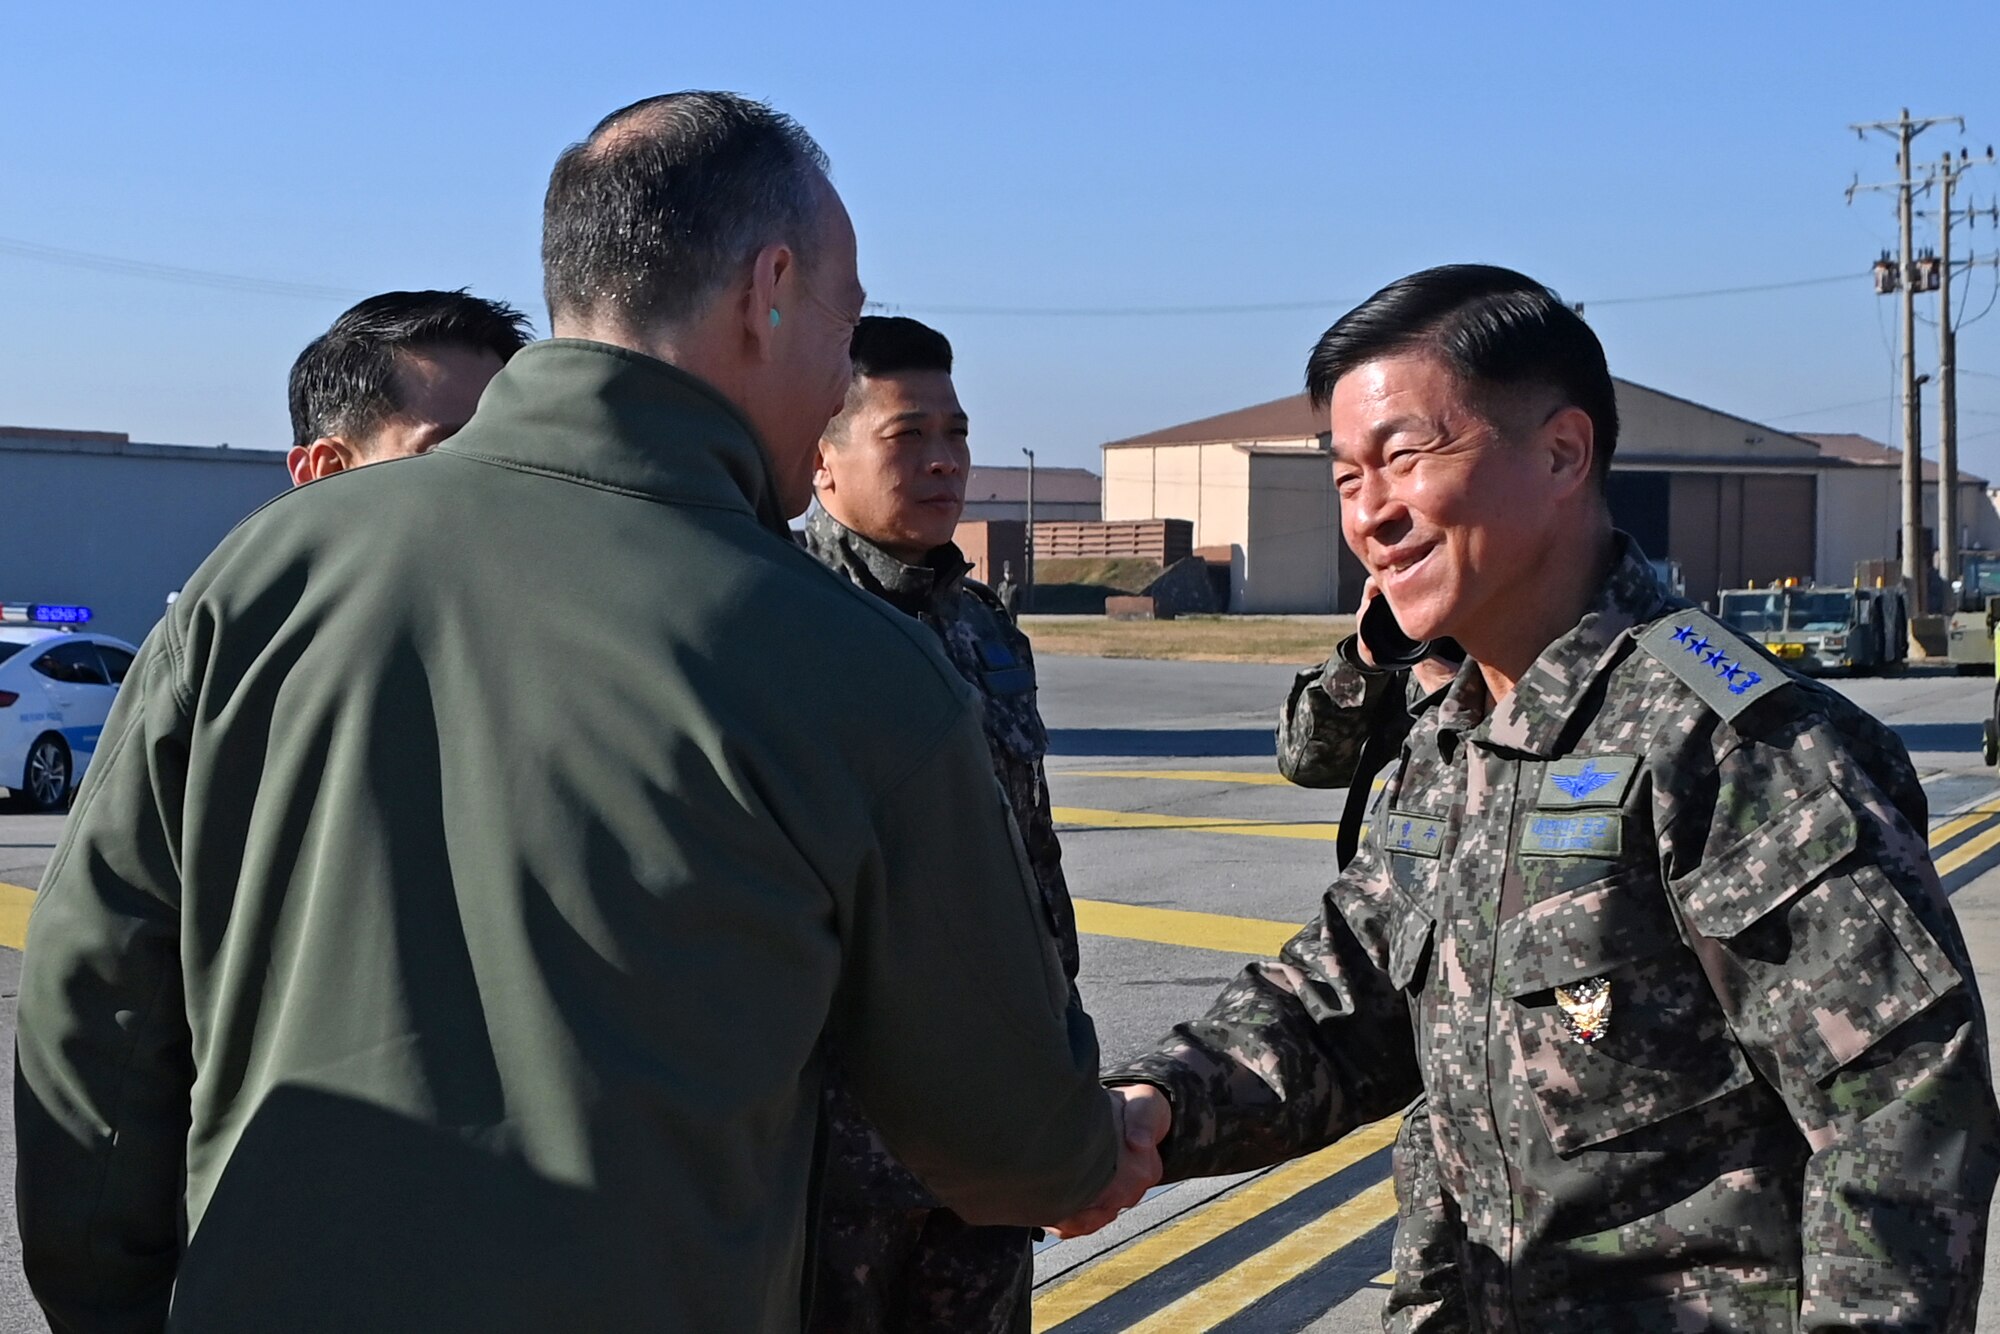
823,316,955,444
288,289,531,448
850,315,953,378
1304,264,1619,473
542,91,830,330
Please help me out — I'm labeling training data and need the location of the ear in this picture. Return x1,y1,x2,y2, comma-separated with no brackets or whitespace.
292,437,354,485
744,240,796,361
1542,405,1596,500
812,440,835,495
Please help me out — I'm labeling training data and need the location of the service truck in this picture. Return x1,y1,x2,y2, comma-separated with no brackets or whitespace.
1714,583,1908,676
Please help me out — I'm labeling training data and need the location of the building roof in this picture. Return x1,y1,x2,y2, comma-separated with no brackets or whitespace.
1800,432,1990,486
964,464,1100,504
0,424,284,465
1107,394,1324,448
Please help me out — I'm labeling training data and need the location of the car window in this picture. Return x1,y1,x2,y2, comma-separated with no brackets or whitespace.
95,645,136,684
32,641,112,686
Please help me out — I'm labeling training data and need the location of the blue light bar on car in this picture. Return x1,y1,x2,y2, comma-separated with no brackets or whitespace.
0,603,93,626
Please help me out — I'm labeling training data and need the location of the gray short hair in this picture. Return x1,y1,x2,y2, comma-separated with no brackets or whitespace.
541,92,831,329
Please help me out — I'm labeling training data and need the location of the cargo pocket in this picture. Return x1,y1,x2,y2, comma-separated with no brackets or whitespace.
1671,784,1961,1084
1497,872,1753,1156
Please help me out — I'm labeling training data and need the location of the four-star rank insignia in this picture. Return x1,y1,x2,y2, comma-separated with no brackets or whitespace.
1555,976,1612,1044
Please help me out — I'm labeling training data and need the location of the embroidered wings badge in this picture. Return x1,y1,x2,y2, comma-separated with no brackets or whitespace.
1555,977,1612,1045
1550,760,1618,801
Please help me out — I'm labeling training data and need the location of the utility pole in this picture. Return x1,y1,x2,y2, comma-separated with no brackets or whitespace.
1021,448,1036,613
1850,109,1961,612
1925,145,1996,588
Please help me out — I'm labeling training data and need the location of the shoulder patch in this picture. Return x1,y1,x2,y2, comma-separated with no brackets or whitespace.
1636,609,1787,720
1538,754,1640,809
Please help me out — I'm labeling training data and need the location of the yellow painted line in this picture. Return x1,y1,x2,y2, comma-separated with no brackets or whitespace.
1936,821,2000,878
1032,1117,1401,1332
1073,898,1298,957
1120,1177,1401,1333
1372,1268,1396,1285
0,880,34,951
1930,806,2000,847
1059,769,1296,787
1053,806,1337,843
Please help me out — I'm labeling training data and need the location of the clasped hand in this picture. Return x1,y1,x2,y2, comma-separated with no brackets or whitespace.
1046,1084,1172,1239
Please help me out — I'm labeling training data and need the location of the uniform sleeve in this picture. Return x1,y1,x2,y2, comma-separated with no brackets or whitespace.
1276,642,1397,788
832,703,1117,1227
1383,1099,1469,1334
1669,728,2000,1331
1106,834,1423,1179
16,627,194,1334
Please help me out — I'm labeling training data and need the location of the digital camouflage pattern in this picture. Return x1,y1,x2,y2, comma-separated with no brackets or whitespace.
1277,643,1467,1333
1123,536,2000,1332
803,508,1078,1333
1276,642,1403,790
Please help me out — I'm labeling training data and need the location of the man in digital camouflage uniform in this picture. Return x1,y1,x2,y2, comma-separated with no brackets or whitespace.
1065,265,2000,1331
802,316,1078,1333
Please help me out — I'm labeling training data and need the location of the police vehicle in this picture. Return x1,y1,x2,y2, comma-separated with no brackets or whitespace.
0,604,135,812
1714,581,1908,676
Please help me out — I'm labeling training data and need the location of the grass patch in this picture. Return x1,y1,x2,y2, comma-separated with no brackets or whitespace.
1027,557,1165,615
1020,614,1355,664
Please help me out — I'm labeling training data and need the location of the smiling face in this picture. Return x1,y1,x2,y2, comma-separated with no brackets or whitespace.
1331,351,1583,656
814,369,970,562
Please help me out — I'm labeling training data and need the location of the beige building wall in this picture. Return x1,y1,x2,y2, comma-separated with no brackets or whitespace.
1102,442,1253,549
1617,383,1821,461
1816,469,1899,589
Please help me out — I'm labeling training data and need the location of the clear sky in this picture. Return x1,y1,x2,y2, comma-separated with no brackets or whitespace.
5,1,2000,476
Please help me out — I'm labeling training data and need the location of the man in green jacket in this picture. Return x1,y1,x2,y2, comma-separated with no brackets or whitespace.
16,91,1138,1334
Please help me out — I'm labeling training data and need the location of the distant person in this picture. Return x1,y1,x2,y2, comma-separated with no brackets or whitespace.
17,92,1145,1334
996,560,1019,616
802,315,1079,1333
285,288,531,484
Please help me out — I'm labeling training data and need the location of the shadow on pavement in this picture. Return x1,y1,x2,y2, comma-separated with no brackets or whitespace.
1046,728,1273,758
1893,722,1984,754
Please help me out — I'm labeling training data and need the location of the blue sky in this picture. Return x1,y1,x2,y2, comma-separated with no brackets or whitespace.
5,1,2000,475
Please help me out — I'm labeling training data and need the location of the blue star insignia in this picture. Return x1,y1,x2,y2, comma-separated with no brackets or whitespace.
1551,761,1618,800
1702,646,1728,667
1687,635,1713,657
1671,624,1694,644
1716,659,1739,681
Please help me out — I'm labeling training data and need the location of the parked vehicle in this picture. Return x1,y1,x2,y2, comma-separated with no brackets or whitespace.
0,603,135,812
1947,552,2000,676
1714,582,1908,676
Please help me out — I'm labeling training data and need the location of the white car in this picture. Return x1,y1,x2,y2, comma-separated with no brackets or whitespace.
0,606,136,812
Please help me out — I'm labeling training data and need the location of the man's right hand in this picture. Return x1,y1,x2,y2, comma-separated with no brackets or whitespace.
1045,1085,1172,1239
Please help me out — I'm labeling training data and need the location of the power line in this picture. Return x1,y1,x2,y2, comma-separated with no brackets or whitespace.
0,235,366,302
0,231,1863,318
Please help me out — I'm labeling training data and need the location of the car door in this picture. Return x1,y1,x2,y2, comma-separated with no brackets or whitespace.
29,641,114,773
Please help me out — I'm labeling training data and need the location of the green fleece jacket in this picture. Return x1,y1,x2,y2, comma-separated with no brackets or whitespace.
15,340,1116,1334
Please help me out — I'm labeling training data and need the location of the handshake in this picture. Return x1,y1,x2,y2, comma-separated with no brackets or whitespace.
1047,1084,1175,1239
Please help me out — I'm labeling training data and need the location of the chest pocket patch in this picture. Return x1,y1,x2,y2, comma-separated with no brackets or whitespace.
1520,811,1624,858
978,640,1034,696
1383,811,1446,858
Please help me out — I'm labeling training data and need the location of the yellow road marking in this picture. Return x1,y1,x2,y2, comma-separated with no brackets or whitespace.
1372,1269,1396,1285
1936,820,2000,878
1930,806,2000,848
0,880,34,951
1053,806,1337,842
1032,1117,1401,1332
1118,1176,1400,1332
1073,899,1298,956
1059,769,1297,787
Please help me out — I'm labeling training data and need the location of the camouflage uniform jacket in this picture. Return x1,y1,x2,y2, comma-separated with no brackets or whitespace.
804,508,1080,1210
1117,536,2000,1332
1277,640,1414,790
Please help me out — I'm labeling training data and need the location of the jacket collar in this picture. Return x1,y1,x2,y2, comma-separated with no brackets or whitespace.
1437,533,1668,758
801,508,971,619
437,339,792,537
